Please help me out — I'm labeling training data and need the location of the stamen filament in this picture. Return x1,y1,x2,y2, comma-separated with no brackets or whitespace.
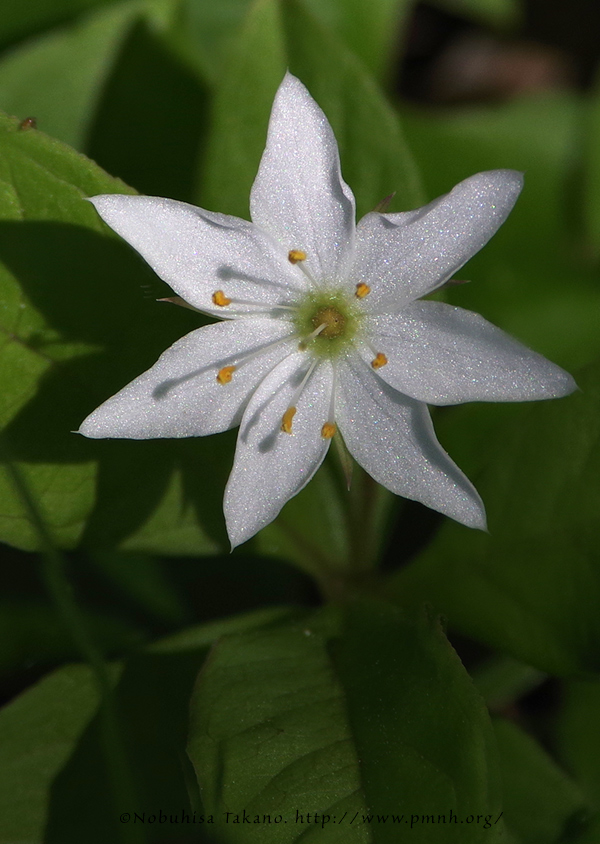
214,332,295,385
298,322,326,350
280,358,319,434
321,364,338,439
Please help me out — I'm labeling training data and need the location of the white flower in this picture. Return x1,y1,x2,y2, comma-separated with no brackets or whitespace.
79,72,576,548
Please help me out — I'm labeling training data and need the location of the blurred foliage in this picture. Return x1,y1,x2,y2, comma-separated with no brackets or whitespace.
0,0,599,842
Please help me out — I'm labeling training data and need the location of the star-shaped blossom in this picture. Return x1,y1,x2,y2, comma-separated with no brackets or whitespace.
79,72,576,548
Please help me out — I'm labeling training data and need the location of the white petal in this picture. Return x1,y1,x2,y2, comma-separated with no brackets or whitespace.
250,73,355,285
224,353,333,547
336,354,486,529
89,195,307,316
362,302,577,405
78,318,295,439
353,170,523,310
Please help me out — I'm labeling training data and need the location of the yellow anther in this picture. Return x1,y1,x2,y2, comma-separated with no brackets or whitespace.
216,366,236,384
321,422,337,439
281,407,297,434
212,290,231,307
355,282,371,299
288,249,307,264
371,352,388,370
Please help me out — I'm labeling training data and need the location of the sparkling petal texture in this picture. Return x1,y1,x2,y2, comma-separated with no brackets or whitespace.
79,319,295,439
80,73,577,548
336,356,487,529
224,354,333,547
250,72,356,285
89,196,307,317
362,302,577,405
353,170,524,311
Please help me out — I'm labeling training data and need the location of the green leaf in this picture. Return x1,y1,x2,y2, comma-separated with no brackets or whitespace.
168,0,254,86
0,664,107,844
196,0,287,218
493,718,588,843
87,550,188,624
0,2,140,150
389,359,600,676
188,602,504,843
557,679,600,808
0,114,227,554
283,0,424,217
584,68,600,259
86,11,210,202
403,94,600,372
198,0,423,219
0,598,143,674
301,0,417,82
0,0,124,47
0,607,295,844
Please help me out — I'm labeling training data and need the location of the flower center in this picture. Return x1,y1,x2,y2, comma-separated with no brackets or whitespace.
312,306,345,339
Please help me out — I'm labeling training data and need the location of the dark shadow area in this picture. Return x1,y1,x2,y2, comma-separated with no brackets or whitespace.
44,649,221,844
86,20,209,202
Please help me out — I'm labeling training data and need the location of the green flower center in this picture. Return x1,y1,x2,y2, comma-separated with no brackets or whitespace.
294,290,361,358
312,306,346,338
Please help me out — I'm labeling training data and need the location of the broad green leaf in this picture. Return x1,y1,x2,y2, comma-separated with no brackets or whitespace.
168,0,254,85
493,718,588,843
557,679,600,808
188,602,504,843
0,598,142,674
283,0,424,217
389,359,600,676
301,0,416,82
0,114,227,554
0,0,124,46
198,0,423,219
403,94,600,372
471,655,546,712
86,11,210,202
0,664,107,844
427,0,521,29
87,550,188,624
333,602,503,842
0,607,295,844
0,2,140,150
584,67,600,258
196,0,287,218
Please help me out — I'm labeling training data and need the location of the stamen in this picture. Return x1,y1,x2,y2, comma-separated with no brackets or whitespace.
216,366,236,384
281,407,297,434
355,282,371,299
298,322,326,350
280,359,320,435
288,249,307,264
371,352,388,369
321,422,337,439
212,290,231,307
